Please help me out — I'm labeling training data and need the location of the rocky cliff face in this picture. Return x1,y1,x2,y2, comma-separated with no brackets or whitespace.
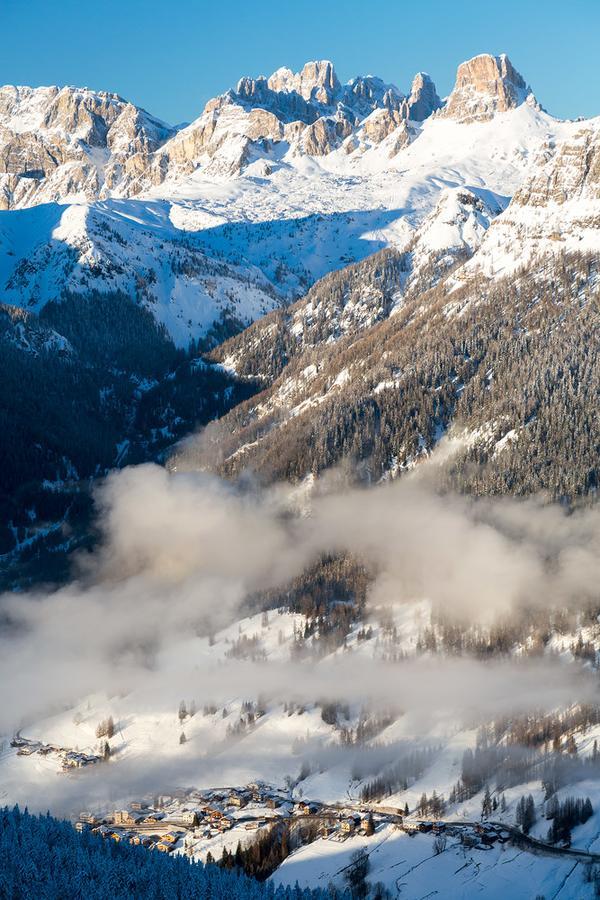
0,59,441,196
406,73,442,121
0,85,173,209
439,53,534,123
2,55,547,199
449,122,600,282
268,60,341,104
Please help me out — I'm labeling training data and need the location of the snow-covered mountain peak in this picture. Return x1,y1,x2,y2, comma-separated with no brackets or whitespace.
439,52,536,123
267,59,340,104
0,83,174,210
407,72,442,121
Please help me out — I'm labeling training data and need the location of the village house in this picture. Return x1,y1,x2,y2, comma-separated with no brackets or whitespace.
178,810,199,825
161,831,183,844
79,813,99,825
228,794,247,808
113,810,143,826
359,816,375,834
340,817,358,835
266,798,280,809
62,752,100,770
155,841,174,853
143,811,165,824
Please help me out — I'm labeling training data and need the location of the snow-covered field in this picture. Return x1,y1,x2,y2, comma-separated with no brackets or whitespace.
272,824,598,898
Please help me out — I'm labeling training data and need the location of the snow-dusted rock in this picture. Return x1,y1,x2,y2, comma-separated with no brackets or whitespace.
439,53,536,123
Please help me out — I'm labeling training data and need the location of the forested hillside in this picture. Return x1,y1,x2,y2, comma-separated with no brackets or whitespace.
181,252,599,503
0,295,260,574
0,806,338,899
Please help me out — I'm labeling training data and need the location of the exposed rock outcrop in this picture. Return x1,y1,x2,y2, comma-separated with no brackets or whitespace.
406,73,442,121
439,53,534,123
268,60,340,104
0,84,173,209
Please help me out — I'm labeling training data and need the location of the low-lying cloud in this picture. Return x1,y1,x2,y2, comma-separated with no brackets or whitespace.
1,462,600,805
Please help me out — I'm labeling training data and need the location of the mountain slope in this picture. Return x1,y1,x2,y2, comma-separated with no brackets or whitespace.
176,193,599,501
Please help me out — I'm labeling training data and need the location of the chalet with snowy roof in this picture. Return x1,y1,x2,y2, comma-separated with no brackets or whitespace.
155,840,174,853
340,816,359,834
161,831,183,844
78,813,100,825
143,811,165,823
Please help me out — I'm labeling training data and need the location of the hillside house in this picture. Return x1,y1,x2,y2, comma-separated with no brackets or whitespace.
180,810,199,825
155,841,174,853
113,810,143,826
79,813,99,825
340,817,357,835
161,831,182,844
143,812,165,824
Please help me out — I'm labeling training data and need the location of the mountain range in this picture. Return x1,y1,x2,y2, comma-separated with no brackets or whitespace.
1,51,599,577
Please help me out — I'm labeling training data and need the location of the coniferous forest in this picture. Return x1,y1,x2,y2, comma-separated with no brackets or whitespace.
0,806,339,900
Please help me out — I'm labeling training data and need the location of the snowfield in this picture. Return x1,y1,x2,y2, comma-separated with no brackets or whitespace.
3,603,600,896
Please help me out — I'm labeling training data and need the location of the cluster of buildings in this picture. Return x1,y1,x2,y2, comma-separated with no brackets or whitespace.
73,781,516,861
11,736,102,771
74,784,291,854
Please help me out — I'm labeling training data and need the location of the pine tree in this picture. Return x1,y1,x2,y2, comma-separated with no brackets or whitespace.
481,786,492,819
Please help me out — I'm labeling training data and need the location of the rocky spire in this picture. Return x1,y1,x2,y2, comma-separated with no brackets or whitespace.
407,73,441,121
267,60,340,104
439,53,535,122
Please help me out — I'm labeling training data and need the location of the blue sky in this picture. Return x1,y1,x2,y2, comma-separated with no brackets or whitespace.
2,0,598,124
